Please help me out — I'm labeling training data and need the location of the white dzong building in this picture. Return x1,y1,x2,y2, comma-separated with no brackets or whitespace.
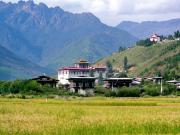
58,60,107,85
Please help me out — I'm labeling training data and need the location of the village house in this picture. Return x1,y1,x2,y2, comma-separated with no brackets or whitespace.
166,80,180,90
150,34,161,43
58,60,107,87
32,75,58,88
68,76,97,95
103,78,133,90
153,77,163,85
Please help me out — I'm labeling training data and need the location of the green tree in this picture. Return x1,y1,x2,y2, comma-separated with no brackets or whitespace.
156,71,162,77
106,61,113,77
174,30,180,38
136,39,153,47
123,56,128,71
118,46,126,52
167,35,174,40
115,72,127,78
98,72,103,85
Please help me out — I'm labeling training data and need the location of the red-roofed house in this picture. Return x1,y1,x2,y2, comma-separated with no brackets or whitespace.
150,34,161,43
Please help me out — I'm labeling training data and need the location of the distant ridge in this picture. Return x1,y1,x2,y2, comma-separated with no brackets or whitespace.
0,45,51,80
0,0,137,71
117,18,180,39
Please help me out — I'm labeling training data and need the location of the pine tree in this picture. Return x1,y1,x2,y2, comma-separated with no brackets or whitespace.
123,56,128,72
106,61,113,77
98,72,103,85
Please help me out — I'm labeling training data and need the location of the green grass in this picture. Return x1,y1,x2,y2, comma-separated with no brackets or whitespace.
0,97,180,135
95,40,180,76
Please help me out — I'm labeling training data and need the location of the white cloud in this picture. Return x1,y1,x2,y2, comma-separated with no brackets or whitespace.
2,0,180,26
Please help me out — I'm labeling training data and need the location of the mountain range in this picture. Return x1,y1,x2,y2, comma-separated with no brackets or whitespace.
0,0,137,70
0,0,180,80
0,44,50,80
117,19,180,39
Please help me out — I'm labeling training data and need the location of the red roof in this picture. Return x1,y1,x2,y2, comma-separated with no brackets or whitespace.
59,66,106,71
59,67,92,71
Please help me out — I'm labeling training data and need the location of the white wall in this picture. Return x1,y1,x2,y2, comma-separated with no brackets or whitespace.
58,69,107,85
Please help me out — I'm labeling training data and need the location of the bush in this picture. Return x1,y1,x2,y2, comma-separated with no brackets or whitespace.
105,90,117,97
144,84,161,96
162,84,177,95
0,81,11,94
136,39,153,47
116,86,141,97
94,86,107,95
0,80,60,95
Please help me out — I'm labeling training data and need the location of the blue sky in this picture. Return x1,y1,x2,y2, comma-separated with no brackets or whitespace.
2,0,180,26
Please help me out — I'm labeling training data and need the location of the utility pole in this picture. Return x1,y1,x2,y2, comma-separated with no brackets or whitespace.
112,82,114,91
160,78,163,94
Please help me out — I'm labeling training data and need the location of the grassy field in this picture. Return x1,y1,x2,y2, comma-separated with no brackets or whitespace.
0,97,180,135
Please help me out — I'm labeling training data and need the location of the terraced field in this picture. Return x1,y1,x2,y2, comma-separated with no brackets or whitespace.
0,97,180,135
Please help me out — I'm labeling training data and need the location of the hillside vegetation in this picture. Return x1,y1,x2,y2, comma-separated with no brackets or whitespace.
95,40,180,77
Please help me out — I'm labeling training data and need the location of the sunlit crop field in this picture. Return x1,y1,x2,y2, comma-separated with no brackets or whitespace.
0,97,180,135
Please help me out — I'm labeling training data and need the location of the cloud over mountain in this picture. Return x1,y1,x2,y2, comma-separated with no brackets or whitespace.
3,0,180,26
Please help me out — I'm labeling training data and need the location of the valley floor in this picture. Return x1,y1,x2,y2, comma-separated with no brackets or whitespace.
0,97,180,135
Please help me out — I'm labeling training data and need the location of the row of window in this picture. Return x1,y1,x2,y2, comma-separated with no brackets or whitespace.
70,71,89,75
60,70,105,75
60,70,89,75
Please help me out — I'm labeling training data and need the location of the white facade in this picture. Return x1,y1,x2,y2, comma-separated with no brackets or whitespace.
58,60,107,85
58,69,91,85
150,34,161,42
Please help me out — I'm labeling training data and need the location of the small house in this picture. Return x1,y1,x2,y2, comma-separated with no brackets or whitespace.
150,34,161,43
68,76,96,95
166,80,180,89
103,78,133,89
153,77,163,85
32,75,58,88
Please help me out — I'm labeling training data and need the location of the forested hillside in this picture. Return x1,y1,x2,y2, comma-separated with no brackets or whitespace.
95,40,180,78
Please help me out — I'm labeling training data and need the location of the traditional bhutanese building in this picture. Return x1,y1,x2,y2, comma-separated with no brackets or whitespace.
32,75,58,88
58,60,107,85
150,34,161,43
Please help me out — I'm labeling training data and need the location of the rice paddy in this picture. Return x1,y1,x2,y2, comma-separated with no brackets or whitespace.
0,97,180,135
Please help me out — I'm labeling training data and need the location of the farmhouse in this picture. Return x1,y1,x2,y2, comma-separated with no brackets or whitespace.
103,78,133,89
166,80,180,89
32,75,58,88
58,60,107,86
68,76,96,94
153,77,163,85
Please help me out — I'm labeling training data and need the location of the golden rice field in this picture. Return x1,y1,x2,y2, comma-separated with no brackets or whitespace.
0,97,180,135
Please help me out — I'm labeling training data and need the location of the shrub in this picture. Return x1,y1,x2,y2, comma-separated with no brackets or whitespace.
105,90,117,97
94,86,107,95
144,84,161,96
136,39,153,47
116,86,141,97
0,81,11,94
162,84,176,95
0,80,60,95
22,80,43,94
